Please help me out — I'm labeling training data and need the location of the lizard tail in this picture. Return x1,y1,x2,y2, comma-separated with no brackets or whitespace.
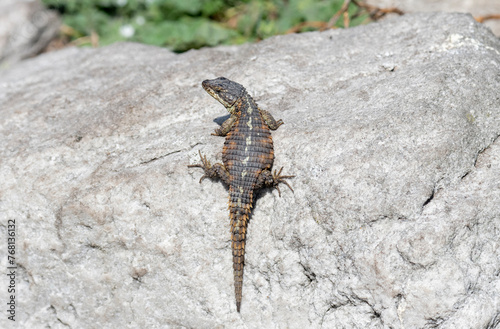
230,204,251,313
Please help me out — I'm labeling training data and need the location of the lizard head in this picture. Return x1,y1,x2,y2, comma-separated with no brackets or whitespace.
202,77,245,114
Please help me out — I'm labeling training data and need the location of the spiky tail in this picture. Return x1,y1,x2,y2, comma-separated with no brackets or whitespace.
229,189,252,312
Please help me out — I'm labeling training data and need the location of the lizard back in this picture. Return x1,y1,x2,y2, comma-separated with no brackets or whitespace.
223,92,275,207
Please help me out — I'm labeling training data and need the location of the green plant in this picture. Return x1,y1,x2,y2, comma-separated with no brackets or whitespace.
43,0,372,52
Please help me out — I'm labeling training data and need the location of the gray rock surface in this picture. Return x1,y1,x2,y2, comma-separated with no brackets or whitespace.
0,0,60,69
366,0,500,36
1,12,499,329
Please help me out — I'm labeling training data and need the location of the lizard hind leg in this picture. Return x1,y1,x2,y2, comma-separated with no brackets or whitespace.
272,167,295,197
256,167,295,197
188,150,231,185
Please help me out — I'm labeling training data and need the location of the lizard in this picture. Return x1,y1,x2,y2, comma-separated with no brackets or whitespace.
188,77,294,313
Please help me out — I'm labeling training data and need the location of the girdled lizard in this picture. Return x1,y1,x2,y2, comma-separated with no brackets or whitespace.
188,77,294,312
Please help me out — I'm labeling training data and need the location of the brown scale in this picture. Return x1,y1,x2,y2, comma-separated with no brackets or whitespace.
226,106,272,312
188,77,294,313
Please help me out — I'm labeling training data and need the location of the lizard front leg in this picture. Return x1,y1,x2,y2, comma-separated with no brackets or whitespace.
256,167,294,197
212,114,238,136
188,150,231,185
259,107,283,130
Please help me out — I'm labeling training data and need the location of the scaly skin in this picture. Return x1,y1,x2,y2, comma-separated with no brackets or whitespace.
188,77,294,312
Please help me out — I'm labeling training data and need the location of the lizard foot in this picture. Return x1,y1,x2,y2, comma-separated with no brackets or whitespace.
188,150,230,185
188,150,215,183
272,167,294,197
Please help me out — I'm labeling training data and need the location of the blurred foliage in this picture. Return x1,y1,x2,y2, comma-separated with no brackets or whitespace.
42,0,370,52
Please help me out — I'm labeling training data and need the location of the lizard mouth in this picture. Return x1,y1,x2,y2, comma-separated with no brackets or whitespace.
201,79,212,91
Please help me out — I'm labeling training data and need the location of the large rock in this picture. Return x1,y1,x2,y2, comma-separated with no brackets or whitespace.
366,0,500,37
0,12,499,328
0,0,60,69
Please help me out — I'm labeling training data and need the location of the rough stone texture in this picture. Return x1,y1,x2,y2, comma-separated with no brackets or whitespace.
0,0,60,69
0,12,499,329
366,0,500,36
